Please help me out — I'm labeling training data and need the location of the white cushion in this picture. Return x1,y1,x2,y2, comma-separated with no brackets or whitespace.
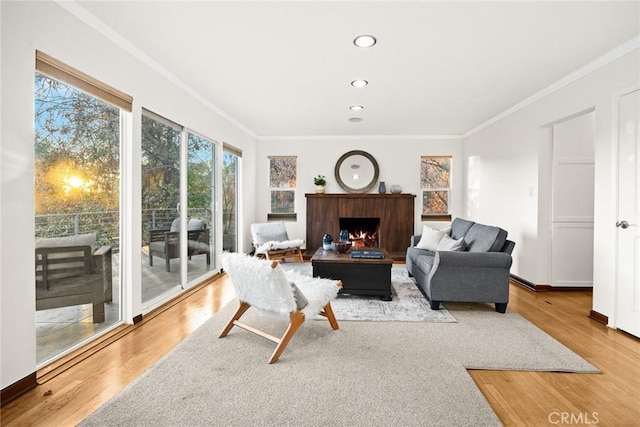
436,234,466,251
415,226,445,251
188,218,205,230
170,217,180,232
35,233,97,277
35,232,96,250
251,221,289,245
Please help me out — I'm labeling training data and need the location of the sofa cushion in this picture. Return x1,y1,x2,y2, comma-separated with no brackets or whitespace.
415,226,446,251
415,252,436,275
436,235,466,251
450,218,475,240
464,223,507,252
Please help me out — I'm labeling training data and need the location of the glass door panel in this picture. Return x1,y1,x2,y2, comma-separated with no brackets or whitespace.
141,112,181,304
186,133,216,282
34,73,122,364
222,150,239,252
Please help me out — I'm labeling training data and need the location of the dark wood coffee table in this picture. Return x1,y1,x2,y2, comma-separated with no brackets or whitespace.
311,247,393,301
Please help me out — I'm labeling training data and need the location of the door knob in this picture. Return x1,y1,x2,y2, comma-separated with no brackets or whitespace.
616,220,630,229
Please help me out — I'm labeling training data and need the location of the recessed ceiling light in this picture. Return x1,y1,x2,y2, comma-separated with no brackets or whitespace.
351,80,368,88
354,35,376,48
348,117,363,123
349,105,364,111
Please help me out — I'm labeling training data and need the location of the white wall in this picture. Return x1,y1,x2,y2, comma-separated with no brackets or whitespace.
463,48,639,323
255,138,464,247
1,1,257,390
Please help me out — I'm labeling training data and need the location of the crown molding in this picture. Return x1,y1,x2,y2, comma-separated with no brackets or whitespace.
463,35,640,139
256,134,462,141
56,1,258,139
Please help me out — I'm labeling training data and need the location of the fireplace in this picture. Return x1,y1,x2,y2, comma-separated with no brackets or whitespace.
339,217,379,248
305,193,415,260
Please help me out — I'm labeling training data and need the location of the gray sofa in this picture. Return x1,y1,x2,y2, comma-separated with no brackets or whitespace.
406,218,515,313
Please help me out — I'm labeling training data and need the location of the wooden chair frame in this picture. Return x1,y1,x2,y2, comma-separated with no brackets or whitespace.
36,244,113,323
219,260,341,364
149,228,211,272
256,246,304,263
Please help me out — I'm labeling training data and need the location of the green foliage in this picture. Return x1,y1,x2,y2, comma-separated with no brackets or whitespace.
35,73,120,216
313,174,326,186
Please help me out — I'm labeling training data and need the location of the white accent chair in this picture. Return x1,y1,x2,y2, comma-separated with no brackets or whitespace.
250,221,304,263
220,252,341,364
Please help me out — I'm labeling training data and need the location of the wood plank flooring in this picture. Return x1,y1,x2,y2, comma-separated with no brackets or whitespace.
2,272,639,426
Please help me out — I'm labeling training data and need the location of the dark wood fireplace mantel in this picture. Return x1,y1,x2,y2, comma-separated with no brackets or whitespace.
305,193,416,260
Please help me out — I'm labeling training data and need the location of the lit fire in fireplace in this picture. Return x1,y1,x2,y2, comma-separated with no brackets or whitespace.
349,230,377,248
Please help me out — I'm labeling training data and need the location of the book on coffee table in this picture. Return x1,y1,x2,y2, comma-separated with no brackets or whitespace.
350,250,384,259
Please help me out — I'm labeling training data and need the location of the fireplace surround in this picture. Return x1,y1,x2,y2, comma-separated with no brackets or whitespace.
305,193,415,260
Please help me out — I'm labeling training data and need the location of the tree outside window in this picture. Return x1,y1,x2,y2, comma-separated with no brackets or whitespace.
269,156,296,214
420,156,452,219
34,73,121,248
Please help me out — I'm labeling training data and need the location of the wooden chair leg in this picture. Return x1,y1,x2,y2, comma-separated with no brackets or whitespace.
269,311,305,364
320,302,340,330
295,248,304,263
219,301,251,338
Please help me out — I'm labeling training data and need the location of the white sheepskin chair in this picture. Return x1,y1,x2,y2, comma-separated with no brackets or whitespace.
220,252,341,363
250,221,304,263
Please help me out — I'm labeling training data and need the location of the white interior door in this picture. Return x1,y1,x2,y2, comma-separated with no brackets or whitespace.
551,111,595,287
616,89,640,338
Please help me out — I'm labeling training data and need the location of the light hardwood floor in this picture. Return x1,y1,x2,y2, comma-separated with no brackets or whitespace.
2,272,639,426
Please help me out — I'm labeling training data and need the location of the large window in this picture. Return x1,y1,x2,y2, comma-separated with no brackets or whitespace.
223,147,241,252
268,156,297,218
34,51,130,365
420,156,452,221
141,112,217,304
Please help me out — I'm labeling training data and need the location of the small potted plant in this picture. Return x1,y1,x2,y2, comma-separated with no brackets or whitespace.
313,175,326,193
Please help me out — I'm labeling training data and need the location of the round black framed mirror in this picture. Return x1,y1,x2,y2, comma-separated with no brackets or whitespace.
334,150,379,193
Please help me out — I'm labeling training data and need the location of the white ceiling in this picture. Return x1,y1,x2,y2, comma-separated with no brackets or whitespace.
74,1,640,138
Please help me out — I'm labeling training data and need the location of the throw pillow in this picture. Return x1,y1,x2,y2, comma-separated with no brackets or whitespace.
415,225,445,251
436,234,466,251
289,282,308,310
170,217,181,232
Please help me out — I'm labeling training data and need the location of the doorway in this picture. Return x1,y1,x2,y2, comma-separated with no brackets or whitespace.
550,110,595,288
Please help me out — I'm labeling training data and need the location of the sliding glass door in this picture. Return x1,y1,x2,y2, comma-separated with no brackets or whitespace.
222,148,240,252
34,71,123,364
141,111,218,306
141,111,182,305
186,132,216,281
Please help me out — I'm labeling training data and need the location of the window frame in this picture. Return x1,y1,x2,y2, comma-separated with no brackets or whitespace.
267,155,297,220
420,155,453,222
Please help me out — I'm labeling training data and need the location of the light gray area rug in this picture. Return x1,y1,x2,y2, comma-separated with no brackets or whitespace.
281,264,456,323
81,295,599,427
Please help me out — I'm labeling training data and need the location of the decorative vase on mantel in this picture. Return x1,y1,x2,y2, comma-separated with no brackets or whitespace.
390,185,402,194
315,185,325,194
378,181,387,194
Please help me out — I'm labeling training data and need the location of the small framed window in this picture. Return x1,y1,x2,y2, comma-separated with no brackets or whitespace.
420,156,452,221
268,156,297,220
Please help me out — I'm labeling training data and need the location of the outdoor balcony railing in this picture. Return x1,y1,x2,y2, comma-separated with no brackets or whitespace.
35,208,237,253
